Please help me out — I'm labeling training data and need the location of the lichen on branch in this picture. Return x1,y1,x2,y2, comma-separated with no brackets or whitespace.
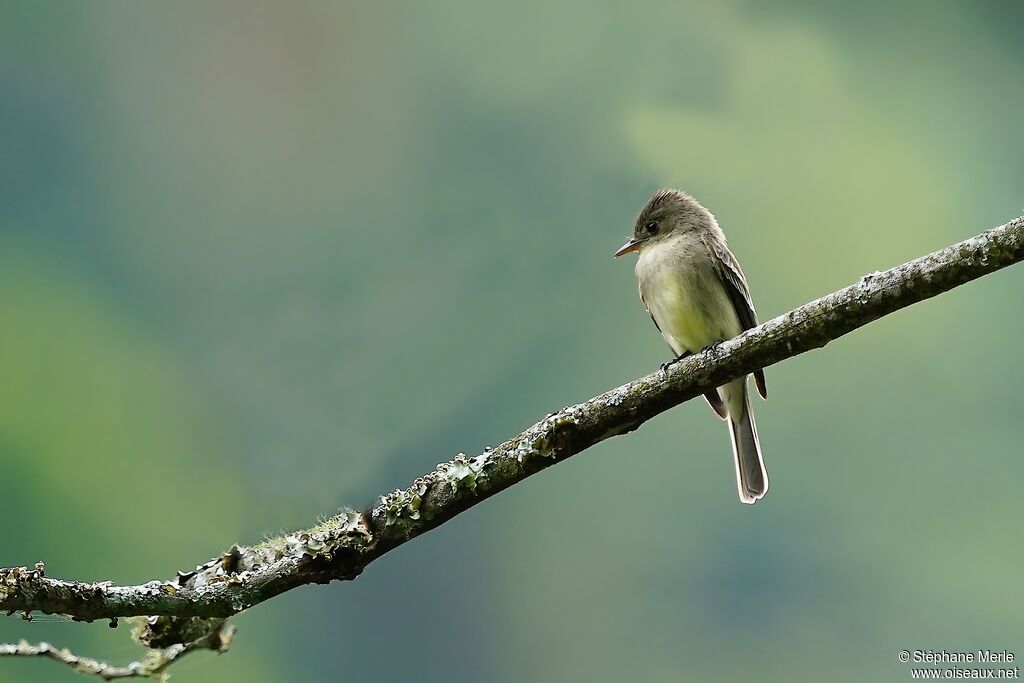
2,214,1023,676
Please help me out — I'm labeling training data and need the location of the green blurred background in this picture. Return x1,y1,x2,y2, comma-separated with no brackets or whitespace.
2,2,1022,681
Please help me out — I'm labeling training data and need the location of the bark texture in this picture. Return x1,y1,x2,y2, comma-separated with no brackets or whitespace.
2,214,1023,676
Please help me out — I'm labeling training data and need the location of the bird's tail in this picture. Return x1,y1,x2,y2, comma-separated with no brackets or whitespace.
725,382,768,504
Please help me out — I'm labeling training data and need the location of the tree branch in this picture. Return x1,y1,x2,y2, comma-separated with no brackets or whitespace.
3,215,1023,665
0,621,235,680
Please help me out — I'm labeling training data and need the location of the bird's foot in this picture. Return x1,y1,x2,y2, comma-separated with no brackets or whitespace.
700,340,725,355
659,351,692,380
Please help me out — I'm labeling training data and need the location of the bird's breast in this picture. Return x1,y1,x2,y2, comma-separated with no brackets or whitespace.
635,235,741,356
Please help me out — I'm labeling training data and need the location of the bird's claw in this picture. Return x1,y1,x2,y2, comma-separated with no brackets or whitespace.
659,352,691,380
701,341,725,355
658,361,672,380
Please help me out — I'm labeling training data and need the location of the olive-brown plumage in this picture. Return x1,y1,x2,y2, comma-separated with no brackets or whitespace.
614,189,769,503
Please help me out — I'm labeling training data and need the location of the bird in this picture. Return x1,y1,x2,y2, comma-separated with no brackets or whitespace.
614,189,768,504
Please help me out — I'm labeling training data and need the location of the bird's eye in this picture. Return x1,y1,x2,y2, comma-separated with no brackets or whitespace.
645,221,659,235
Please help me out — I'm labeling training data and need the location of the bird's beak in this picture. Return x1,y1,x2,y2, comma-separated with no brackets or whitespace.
613,238,643,258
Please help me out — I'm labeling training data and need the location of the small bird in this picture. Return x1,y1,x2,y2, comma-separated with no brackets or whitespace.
614,189,769,504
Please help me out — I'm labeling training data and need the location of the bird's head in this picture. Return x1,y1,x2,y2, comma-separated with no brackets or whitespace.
613,188,711,257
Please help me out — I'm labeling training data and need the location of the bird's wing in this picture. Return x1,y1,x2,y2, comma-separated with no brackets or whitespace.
702,234,768,399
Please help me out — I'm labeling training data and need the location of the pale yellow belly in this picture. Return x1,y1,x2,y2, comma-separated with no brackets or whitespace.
638,244,742,357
